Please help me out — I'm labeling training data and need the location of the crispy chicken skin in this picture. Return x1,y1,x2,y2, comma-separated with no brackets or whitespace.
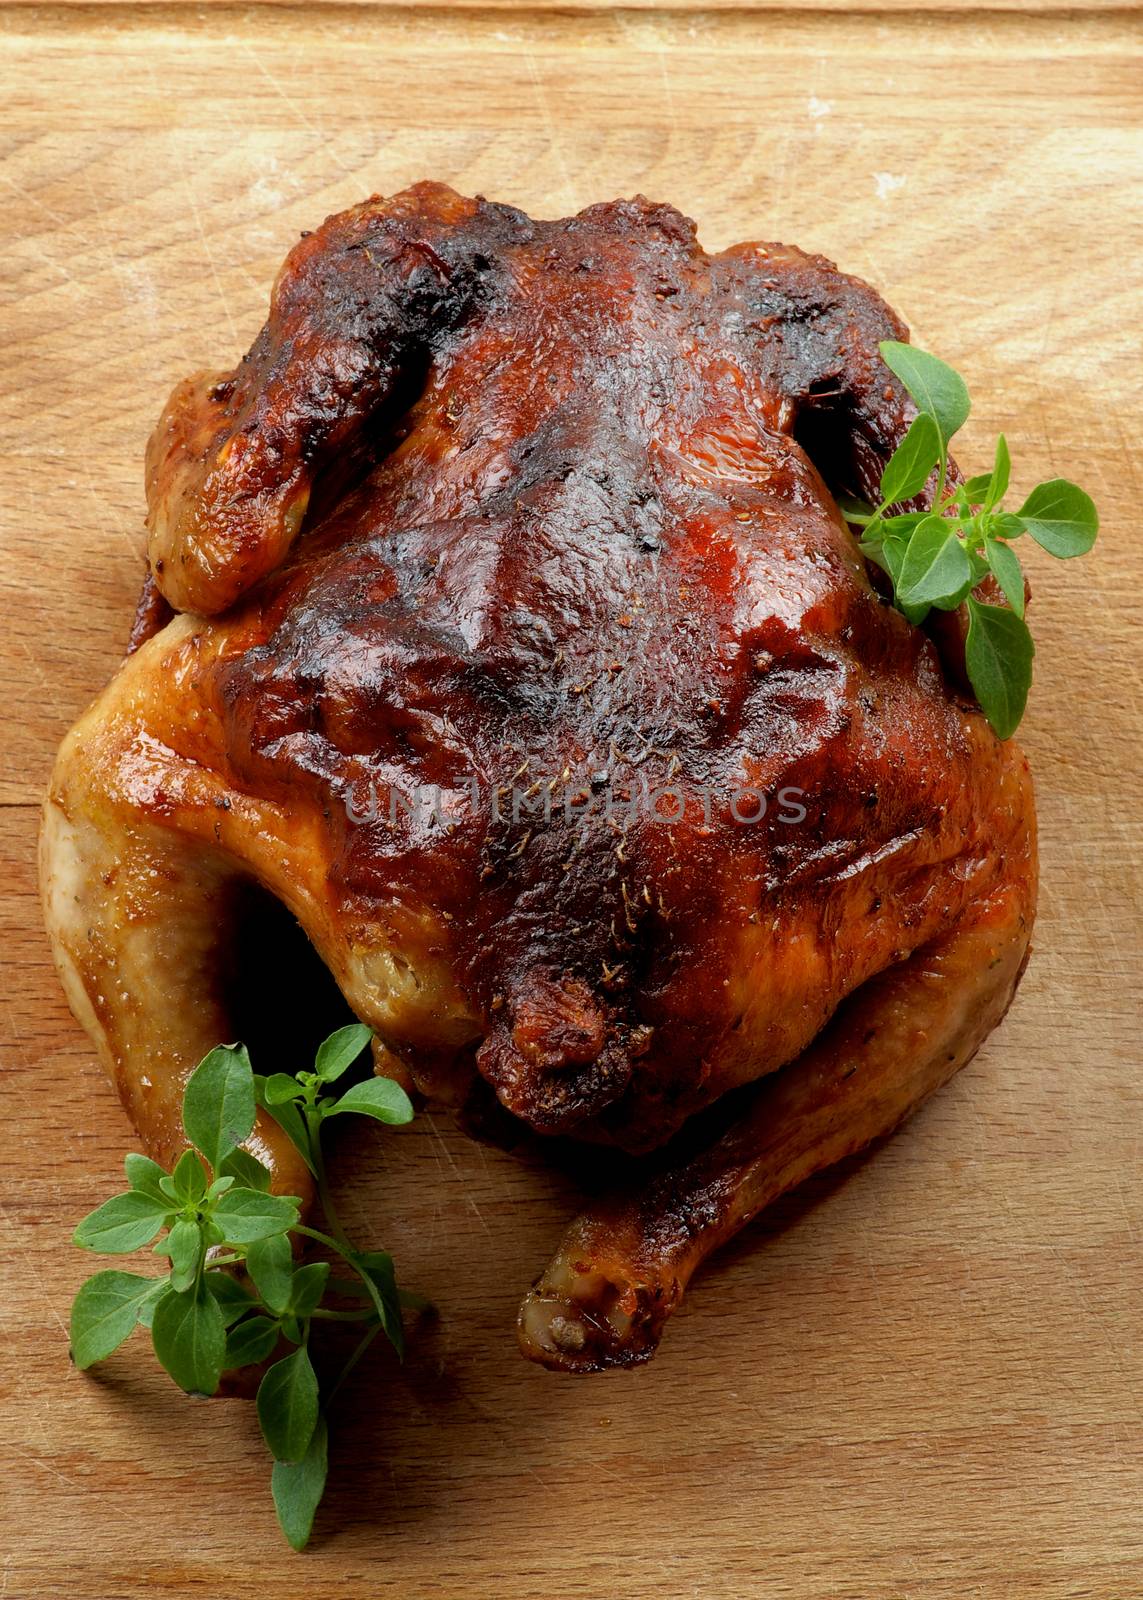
42,184,1036,1370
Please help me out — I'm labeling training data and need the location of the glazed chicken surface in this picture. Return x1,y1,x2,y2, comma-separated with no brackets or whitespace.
42,184,1036,1371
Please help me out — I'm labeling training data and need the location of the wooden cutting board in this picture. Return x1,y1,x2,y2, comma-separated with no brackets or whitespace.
2,4,1140,1596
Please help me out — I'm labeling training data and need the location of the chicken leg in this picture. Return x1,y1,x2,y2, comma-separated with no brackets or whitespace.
519,831,1035,1371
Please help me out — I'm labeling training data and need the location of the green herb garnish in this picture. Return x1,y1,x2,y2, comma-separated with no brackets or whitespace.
842,341,1098,738
69,1025,417,1551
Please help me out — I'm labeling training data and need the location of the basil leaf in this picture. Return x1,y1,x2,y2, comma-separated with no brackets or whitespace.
271,1416,328,1552
896,516,972,607
123,1153,168,1204
287,1261,330,1322
880,531,928,622
137,1284,171,1330
218,1147,273,1192
877,534,907,585
879,512,928,539
225,1315,281,1370
313,1023,374,1085
880,340,970,444
353,1249,404,1357
255,1082,317,1177
263,1073,304,1107
1016,479,1098,557
204,1270,258,1327
325,1077,414,1127
257,1347,320,1463
858,538,893,576
70,1271,164,1368
183,1044,257,1174
965,597,1035,739
963,472,992,503
151,1283,226,1396
988,434,1011,506
878,412,941,505
967,545,992,584
991,511,1026,540
170,1148,208,1205
930,585,975,614
984,536,1026,618
74,1190,171,1254
213,1188,300,1245
246,1234,295,1315
156,1217,204,1293
868,534,929,622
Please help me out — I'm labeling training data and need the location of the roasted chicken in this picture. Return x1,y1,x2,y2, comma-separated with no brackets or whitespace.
41,184,1036,1371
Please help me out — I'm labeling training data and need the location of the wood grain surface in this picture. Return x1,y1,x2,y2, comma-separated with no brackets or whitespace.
2,5,1141,1597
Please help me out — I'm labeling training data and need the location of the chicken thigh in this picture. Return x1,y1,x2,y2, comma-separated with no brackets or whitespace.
42,184,1036,1371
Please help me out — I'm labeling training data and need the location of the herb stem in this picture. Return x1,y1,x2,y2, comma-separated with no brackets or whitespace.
295,1223,393,1334
294,1223,350,1257
933,445,948,510
323,1325,382,1409
309,1305,375,1322
308,1119,350,1251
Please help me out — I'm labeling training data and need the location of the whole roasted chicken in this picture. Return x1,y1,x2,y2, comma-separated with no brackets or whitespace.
42,185,1036,1372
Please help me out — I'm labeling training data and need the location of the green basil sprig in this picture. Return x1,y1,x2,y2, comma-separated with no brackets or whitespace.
70,1025,417,1551
841,341,1097,738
